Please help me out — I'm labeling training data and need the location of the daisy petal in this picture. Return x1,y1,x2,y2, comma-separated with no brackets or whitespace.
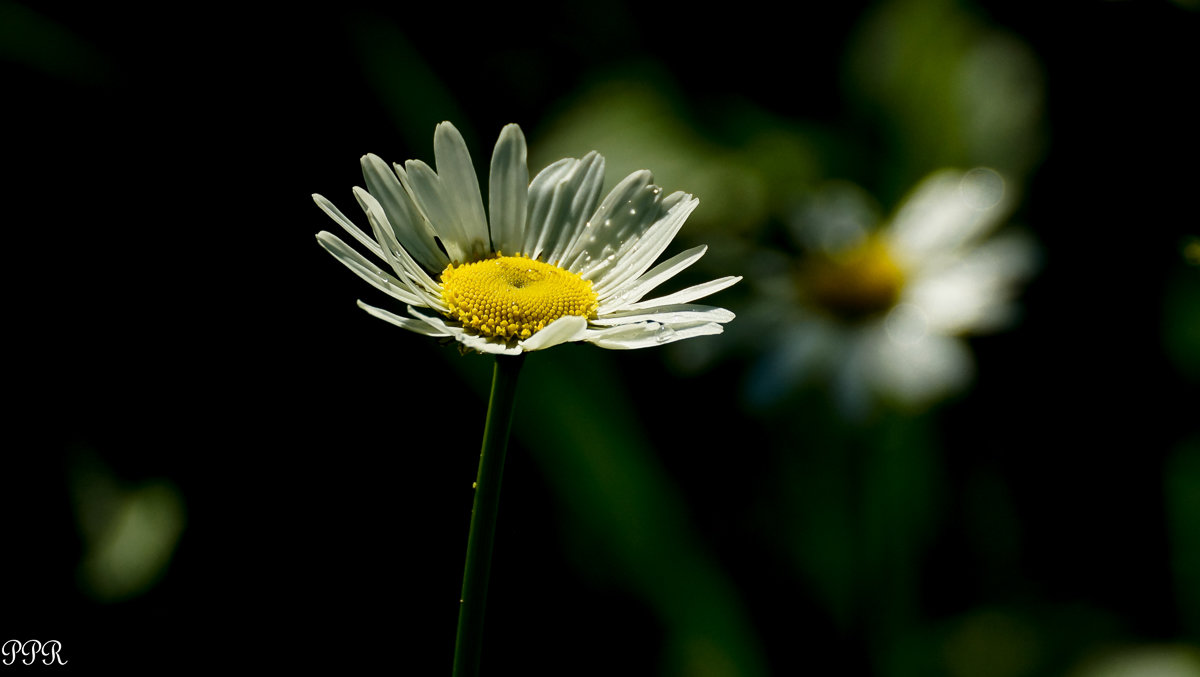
316,231,424,306
903,231,1037,334
887,168,1010,264
584,321,725,350
315,122,739,355
518,315,588,351
352,188,448,312
313,194,385,260
590,193,699,295
403,159,473,262
868,328,974,406
409,306,523,355
592,303,735,327
525,153,605,262
360,153,448,271
356,300,451,336
623,275,742,311
433,122,490,260
600,245,708,307
488,124,529,255
563,170,663,278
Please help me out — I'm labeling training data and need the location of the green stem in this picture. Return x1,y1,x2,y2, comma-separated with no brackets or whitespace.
453,353,525,677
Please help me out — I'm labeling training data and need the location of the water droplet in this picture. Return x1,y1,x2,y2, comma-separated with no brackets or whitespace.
471,482,477,489
604,219,612,227
656,326,678,343
629,208,637,215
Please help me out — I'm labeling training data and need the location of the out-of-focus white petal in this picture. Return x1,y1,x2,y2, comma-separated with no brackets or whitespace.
904,231,1038,334
868,328,974,407
887,167,1011,266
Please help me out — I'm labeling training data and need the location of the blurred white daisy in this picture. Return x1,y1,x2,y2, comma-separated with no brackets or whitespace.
315,122,740,354
748,168,1037,414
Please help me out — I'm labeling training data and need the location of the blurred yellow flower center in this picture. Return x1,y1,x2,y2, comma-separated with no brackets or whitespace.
440,255,599,340
803,237,906,320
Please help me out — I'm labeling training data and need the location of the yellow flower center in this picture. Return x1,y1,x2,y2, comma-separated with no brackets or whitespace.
803,237,906,320
440,255,599,340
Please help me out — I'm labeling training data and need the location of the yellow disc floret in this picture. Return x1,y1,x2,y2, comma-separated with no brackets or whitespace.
803,236,906,321
440,255,600,340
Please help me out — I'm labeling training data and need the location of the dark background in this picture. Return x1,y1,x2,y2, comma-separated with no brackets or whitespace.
3,1,1198,674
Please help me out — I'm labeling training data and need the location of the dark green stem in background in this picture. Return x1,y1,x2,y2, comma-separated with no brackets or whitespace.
453,354,525,677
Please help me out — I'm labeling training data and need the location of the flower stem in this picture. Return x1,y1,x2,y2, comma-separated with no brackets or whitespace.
453,353,525,677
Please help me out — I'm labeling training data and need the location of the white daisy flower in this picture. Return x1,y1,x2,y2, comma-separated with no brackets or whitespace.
749,168,1037,414
314,122,740,355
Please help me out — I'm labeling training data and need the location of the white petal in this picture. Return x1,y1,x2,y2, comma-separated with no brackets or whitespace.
356,300,450,336
517,315,588,351
524,153,605,262
903,231,1037,334
316,231,424,306
523,158,574,257
352,187,448,313
583,321,724,350
599,244,708,308
592,303,735,327
886,168,1011,265
433,122,490,260
562,170,662,278
313,194,385,260
404,159,474,262
488,124,529,255
360,153,449,271
589,193,698,295
620,275,742,312
408,306,524,355
866,327,974,406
